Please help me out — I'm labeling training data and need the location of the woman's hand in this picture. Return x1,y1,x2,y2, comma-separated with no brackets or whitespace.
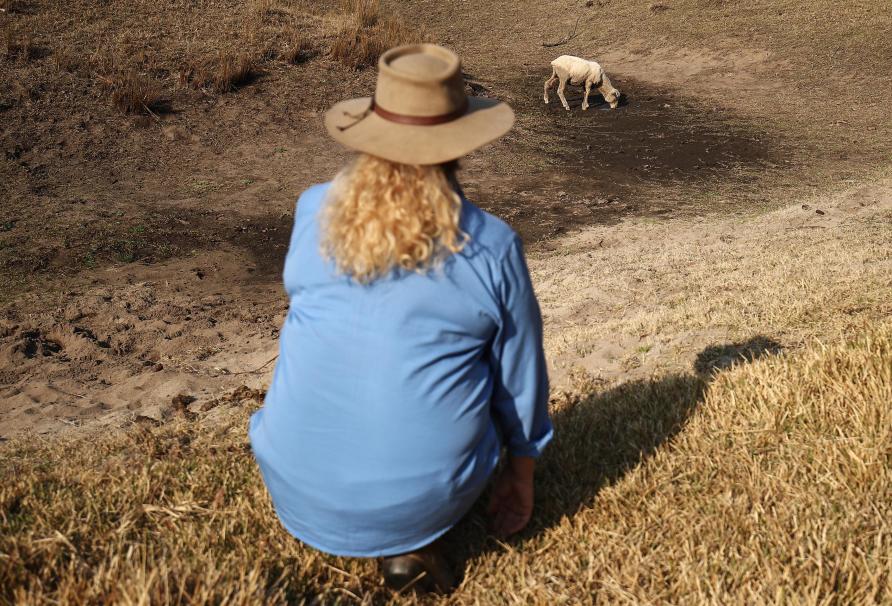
487,455,535,539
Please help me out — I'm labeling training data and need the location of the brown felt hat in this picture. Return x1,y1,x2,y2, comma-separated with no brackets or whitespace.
324,44,514,165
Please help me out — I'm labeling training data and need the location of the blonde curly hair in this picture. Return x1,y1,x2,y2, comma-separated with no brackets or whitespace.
320,154,467,283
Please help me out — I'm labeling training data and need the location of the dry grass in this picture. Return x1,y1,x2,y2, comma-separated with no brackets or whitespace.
181,52,259,94
250,0,273,21
2,27,36,62
515,320,892,603
348,0,380,29
52,47,82,74
105,70,165,115
331,0,423,69
280,30,313,65
331,20,421,70
0,0,417,100
0,0,401,111
1,320,889,603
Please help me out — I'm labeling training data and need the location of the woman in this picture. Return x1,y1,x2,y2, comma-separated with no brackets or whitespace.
249,44,552,593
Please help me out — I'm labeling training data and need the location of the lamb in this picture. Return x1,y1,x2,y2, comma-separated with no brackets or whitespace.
544,55,621,111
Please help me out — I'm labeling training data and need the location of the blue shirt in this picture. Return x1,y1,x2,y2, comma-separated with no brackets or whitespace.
249,183,552,557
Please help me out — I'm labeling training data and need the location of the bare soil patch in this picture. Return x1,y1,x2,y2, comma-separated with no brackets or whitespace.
467,72,777,241
0,248,283,438
1,0,890,440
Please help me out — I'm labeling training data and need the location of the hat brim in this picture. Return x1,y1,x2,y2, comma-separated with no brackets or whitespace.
324,96,515,165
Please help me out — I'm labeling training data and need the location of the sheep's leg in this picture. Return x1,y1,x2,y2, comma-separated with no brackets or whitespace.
582,80,592,110
557,76,571,111
543,70,558,104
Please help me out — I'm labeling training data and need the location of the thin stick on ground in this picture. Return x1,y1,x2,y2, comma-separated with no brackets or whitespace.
231,354,279,375
543,16,581,47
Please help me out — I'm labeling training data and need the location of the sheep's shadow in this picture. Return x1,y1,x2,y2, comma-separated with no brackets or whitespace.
441,335,783,580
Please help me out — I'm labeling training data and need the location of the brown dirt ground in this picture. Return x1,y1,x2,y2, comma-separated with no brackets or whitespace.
1,0,890,439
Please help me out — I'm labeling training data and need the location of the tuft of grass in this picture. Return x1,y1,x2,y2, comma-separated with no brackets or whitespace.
280,31,313,65
347,0,379,29
53,47,81,73
107,70,165,115
250,0,272,21
3,28,36,63
181,52,258,93
329,0,423,69
330,16,421,70
329,25,372,69
213,53,258,92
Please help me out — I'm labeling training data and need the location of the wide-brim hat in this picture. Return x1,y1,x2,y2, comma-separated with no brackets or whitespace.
325,44,514,165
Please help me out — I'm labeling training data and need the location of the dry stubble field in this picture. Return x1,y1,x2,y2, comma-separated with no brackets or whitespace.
1,0,891,603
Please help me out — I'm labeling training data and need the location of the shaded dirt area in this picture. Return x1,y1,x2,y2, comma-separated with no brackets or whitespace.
1,62,780,285
465,71,779,241
0,63,783,299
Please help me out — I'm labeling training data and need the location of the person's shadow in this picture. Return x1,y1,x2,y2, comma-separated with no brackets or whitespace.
441,335,783,580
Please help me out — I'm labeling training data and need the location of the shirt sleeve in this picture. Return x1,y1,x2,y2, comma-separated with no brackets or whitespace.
488,235,553,458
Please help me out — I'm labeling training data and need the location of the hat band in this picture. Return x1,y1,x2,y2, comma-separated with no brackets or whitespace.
372,98,469,126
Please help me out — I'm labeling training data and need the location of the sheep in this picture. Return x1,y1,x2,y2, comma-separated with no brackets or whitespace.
544,55,621,111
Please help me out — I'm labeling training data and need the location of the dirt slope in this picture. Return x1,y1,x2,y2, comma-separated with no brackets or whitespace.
1,0,891,438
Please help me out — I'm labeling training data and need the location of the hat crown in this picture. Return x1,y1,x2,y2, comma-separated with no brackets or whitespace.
375,44,467,118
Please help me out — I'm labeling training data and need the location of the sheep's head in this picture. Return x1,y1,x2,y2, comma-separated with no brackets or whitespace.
605,89,621,109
